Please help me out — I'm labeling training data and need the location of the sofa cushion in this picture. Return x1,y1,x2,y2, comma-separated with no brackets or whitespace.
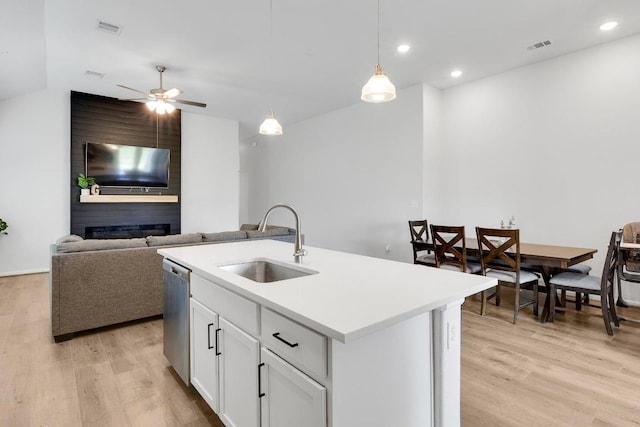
56,234,84,245
246,226,291,238
146,233,203,247
203,230,248,242
56,238,148,253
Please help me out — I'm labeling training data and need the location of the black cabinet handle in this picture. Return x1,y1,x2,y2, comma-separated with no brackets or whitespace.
258,363,266,398
272,332,299,348
207,323,214,350
215,328,222,356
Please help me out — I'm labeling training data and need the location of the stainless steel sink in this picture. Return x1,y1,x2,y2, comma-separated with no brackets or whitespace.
219,259,317,283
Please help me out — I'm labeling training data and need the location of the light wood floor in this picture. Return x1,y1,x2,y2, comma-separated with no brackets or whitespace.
1,274,639,426
461,291,640,426
0,273,224,427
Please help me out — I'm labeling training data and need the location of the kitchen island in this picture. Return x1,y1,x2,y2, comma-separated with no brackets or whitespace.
159,239,496,427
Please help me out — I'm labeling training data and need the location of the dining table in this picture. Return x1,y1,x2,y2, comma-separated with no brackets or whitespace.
412,237,598,323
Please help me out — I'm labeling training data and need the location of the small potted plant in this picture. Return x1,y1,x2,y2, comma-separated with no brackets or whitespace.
77,173,96,196
0,217,7,235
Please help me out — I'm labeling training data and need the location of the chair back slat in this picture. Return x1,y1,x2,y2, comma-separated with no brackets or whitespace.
408,220,428,242
408,220,431,265
430,225,467,271
601,230,622,296
475,227,521,278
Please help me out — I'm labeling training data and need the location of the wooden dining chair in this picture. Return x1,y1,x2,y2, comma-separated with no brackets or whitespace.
430,225,481,274
408,220,436,266
616,222,640,307
475,227,540,324
548,230,622,335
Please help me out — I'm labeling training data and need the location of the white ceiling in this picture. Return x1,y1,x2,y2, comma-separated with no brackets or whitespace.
3,0,640,137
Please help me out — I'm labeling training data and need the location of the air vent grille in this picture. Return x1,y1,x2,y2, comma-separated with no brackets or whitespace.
85,70,105,78
96,19,122,35
527,40,552,51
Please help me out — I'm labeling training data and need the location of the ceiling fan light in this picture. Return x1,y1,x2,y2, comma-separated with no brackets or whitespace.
155,101,166,115
146,100,157,111
165,103,176,113
361,64,396,103
259,111,283,135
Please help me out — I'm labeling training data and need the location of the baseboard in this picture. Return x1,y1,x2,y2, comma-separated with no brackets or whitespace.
0,268,49,278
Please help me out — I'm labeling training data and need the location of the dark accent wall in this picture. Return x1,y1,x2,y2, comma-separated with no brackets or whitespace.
70,91,181,238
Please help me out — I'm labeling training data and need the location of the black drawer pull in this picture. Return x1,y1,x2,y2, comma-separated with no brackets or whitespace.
215,328,222,356
272,332,299,348
207,323,214,349
258,363,266,398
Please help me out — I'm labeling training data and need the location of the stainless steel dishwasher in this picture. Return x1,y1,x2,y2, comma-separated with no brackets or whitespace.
162,258,190,385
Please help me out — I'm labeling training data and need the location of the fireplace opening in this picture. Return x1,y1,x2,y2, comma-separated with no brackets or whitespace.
85,224,170,239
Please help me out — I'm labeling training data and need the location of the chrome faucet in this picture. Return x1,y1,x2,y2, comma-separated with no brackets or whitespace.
258,203,307,263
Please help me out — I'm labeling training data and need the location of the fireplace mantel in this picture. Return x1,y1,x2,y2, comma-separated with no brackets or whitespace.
80,195,179,203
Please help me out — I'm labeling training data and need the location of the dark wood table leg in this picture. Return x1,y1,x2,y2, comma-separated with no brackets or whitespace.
539,267,552,323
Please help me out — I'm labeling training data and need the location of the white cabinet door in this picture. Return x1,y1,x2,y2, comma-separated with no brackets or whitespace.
218,317,260,427
190,298,220,412
260,348,327,427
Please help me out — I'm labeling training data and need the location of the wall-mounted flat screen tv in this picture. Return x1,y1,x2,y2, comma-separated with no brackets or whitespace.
86,142,170,188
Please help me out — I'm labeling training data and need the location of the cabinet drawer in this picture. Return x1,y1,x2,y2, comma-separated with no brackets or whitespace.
261,308,327,379
191,274,259,336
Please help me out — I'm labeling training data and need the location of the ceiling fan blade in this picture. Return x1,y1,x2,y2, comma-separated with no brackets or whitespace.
116,84,150,96
173,99,207,108
164,88,182,98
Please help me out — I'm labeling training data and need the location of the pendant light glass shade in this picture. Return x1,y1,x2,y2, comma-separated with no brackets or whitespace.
361,64,396,103
259,111,283,135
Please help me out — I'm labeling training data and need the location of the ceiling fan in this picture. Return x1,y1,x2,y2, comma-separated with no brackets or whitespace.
117,65,207,114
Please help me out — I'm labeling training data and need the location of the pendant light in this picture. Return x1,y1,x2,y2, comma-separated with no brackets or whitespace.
259,0,283,135
361,0,396,103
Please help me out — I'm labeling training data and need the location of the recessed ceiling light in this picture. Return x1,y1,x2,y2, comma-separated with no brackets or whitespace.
600,21,618,31
451,70,462,78
397,44,410,53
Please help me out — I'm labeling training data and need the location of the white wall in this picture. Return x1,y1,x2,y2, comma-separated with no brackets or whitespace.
439,34,640,300
422,84,443,221
240,84,425,262
0,91,240,276
181,112,239,232
0,89,69,276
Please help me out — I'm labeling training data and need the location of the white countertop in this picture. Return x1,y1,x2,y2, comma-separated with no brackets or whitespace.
159,240,497,343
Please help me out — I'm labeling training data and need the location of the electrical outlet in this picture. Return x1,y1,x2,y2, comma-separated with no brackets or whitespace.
447,321,456,350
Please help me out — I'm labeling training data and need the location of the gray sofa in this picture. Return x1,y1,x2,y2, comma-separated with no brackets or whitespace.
49,225,295,342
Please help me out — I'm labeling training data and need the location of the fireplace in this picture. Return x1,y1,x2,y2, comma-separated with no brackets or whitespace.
85,224,170,239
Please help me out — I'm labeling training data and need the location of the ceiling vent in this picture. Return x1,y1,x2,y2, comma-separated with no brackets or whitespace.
85,70,105,78
527,40,552,51
96,19,122,35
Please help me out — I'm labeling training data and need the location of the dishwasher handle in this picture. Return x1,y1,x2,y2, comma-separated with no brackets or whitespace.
162,259,190,281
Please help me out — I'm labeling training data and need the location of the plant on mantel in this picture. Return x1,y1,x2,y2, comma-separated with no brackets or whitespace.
77,173,96,190
0,217,8,235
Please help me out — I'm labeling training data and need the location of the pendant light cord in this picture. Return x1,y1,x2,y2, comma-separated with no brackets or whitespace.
269,0,274,112
377,0,380,65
